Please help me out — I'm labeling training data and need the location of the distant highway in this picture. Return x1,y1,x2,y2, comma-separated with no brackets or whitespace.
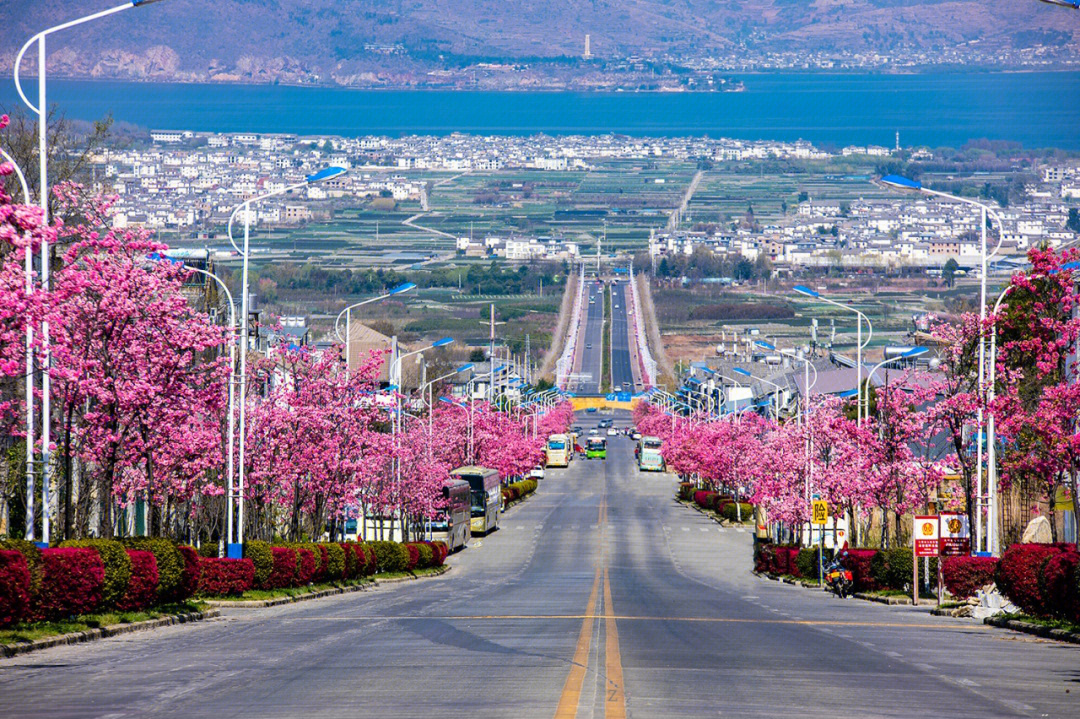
609,282,635,392
573,279,605,394
572,279,639,396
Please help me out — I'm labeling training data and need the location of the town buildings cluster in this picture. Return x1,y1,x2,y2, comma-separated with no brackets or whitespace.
650,165,1080,272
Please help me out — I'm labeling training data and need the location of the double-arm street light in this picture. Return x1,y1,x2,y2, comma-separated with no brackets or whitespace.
793,285,872,424
226,166,347,545
880,174,1005,553
334,282,416,372
14,0,171,543
420,363,474,434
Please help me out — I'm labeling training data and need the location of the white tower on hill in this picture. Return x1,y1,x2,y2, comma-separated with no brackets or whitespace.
584,34,592,59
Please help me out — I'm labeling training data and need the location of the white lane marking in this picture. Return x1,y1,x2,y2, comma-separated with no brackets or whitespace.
662,527,671,532
516,526,524,530
885,651,902,658
681,527,690,532
957,678,979,687
699,527,709,532
734,527,746,533
742,596,759,600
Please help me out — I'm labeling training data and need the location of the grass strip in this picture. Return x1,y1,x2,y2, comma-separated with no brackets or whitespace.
0,601,206,646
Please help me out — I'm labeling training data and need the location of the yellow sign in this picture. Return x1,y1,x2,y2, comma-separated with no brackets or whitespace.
811,500,828,525
1054,486,1075,512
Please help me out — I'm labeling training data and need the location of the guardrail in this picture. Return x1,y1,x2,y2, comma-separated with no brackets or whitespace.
556,265,586,389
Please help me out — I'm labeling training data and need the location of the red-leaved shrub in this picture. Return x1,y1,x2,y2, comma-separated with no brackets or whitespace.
0,549,31,627
266,547,298,588
404,543,420,571
174,545,201,602
754,543,773,573
198,558,255,596
1040,549,1080,622
296,548,317,585
996,543,1069,616
314,545,329,582
117,550,160,611
840,549,880,592
942,556,998,599
338,542,356,579
32,547,104,621
428,541,449,566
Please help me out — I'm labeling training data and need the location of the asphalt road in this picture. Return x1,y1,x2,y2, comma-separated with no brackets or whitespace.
3,411,1078,718
609,282,635,393
575,279,606,395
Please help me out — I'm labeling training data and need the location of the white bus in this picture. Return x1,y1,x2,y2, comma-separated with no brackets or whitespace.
546,434,571,468
637,436,664,471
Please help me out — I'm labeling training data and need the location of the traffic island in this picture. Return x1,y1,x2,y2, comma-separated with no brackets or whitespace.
1,607,218,658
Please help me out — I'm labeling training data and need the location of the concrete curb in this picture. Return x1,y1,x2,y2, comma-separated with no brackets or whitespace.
0,609,219,659
983,616,1080,645
207,565,452,607
679,497,754,529
854,592,937,607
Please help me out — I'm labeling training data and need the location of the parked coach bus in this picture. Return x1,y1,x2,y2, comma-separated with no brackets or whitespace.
430,479,471,552
546,434,571,468
451,466,501,535
586,436,607,460
638,436,664,471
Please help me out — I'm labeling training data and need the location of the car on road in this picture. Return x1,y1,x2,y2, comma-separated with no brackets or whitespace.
572,425,583,434
529,466,545,480
632,431,642,441
606,428,618,436
613,384,622,392
586,343,592,349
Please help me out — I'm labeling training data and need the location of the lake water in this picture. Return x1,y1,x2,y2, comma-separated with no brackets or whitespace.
3,72,1079,149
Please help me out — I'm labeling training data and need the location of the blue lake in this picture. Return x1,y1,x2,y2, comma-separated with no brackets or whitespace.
2,72,1078,149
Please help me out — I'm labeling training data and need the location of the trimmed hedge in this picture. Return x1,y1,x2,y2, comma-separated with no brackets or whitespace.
198,558,256,597
177,545,201,602
840,549,880,592
319,543,346,580
117,550,159,611
1040,550,1080,622
995,543,1066,616
428,541,449,567
244,540,274,588
411,542,435,569
313,545,329,582
0,549,31,627
678,482,695,501
59,539,132,609
942,556,998,599
404,543,420,571
123,538,185,602
503,478,539,504
870,547,936,591
720,502,755,523
296,548,317,585
368,540,410,573
266,547,298,589
0,539,42,596
33,547,104,621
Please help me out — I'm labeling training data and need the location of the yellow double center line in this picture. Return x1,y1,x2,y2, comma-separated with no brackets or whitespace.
554,499,627,719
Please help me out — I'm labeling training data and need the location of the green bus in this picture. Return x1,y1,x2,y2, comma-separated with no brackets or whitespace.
586,436,607,460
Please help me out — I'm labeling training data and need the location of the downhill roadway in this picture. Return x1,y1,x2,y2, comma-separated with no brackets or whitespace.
1,411,1078,718
609,282,635,393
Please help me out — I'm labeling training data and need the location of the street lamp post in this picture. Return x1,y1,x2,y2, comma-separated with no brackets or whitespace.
755,341,818,426
420,364,474,435
793,285,872,424
0,150,36,540
227,166,347,545
164,257,238,549
880,175,1006,553
334,282,416,372
14,0,171,544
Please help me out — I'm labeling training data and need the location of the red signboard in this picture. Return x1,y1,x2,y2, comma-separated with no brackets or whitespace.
938,511,971,556
913,515,940,557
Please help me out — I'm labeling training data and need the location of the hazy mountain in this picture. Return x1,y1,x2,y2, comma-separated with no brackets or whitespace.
2,0,1076,87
